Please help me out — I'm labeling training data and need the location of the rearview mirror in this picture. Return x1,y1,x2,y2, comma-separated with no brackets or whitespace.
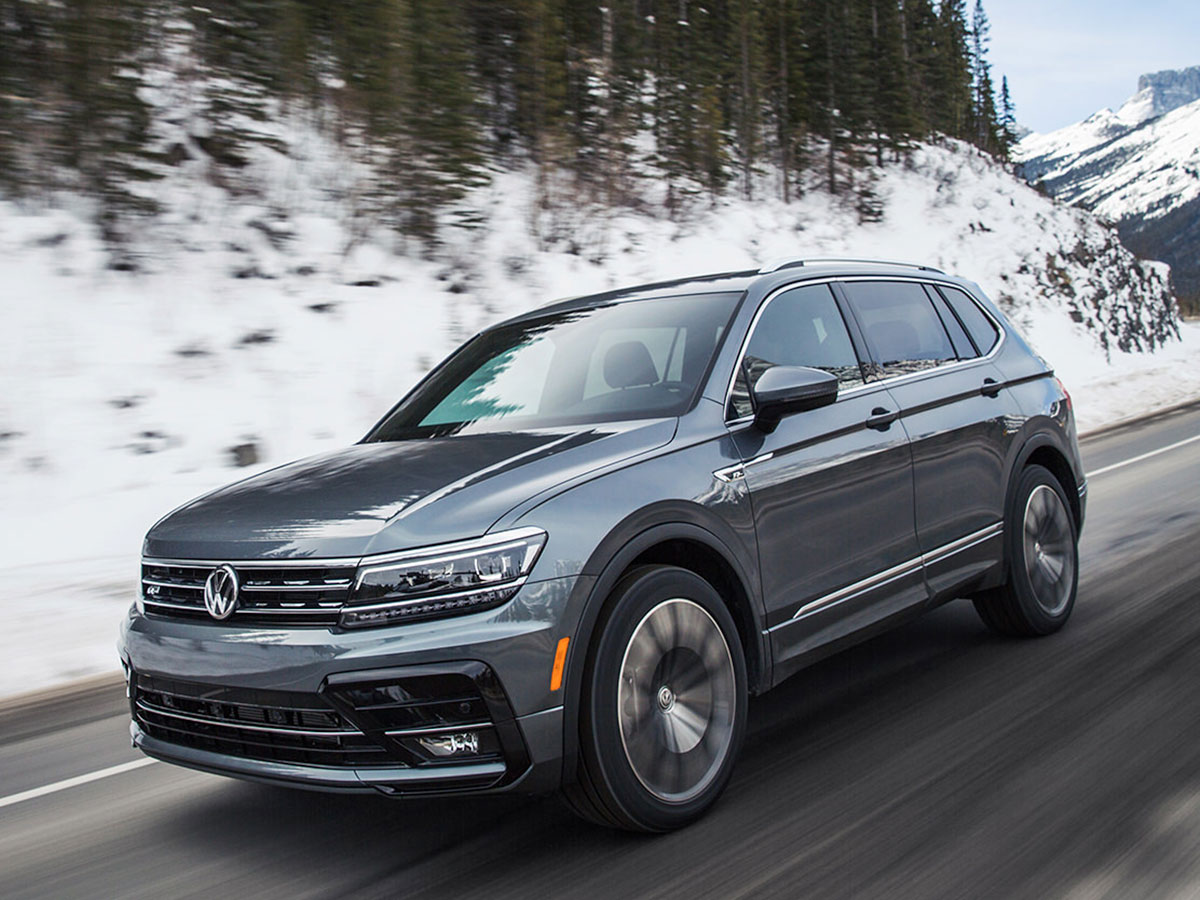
751,365,839,433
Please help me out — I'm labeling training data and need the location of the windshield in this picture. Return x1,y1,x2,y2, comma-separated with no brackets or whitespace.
366,292,741,439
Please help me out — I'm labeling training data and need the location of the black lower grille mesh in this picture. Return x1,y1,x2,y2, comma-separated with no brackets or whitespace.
133,674,395,768
132,667,515,775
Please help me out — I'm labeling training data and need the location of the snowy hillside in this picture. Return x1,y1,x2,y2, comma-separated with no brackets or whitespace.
1,135,1193,695
1016,66,1200,308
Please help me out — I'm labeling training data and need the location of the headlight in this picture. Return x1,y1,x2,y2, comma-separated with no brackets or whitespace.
340,527,547,629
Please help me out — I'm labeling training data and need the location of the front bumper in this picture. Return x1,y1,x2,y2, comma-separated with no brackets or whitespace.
130,705,563,797
120,574,584,796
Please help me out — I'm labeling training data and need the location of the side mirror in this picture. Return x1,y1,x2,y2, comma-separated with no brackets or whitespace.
751,365,839,433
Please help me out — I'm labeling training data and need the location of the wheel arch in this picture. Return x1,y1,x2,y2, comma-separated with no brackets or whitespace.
560,509,767,787
1008,433,1082,530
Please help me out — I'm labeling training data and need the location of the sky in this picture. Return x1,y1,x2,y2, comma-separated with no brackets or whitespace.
985,0,1200,134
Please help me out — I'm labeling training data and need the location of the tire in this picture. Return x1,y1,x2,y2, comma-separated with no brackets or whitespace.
974,464,1078,637
563,565,748,832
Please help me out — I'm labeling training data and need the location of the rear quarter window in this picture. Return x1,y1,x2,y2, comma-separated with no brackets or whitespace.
939,286,1000,354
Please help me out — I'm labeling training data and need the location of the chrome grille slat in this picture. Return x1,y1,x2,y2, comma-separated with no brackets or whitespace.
136,701,360,737
142,559,357,626
240,583,351,593
133,674,401,768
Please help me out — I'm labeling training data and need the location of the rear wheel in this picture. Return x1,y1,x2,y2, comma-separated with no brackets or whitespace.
564,565,747,831
974,464,1078,636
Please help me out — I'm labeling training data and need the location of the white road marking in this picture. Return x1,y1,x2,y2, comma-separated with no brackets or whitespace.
1086,433,1200,479
0,758,158,810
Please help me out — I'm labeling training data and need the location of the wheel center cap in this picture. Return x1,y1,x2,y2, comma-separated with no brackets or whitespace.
657,685,676,712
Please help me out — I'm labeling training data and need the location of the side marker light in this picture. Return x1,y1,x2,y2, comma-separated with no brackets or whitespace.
550,637,570,691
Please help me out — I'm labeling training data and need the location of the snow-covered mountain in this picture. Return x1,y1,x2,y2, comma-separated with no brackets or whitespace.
1016,66,1200,308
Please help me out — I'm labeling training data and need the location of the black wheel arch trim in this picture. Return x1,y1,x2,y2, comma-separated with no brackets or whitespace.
560,506,768,788
1003,430,1084,537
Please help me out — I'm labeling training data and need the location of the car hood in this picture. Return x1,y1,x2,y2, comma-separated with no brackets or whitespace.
143,419,676,560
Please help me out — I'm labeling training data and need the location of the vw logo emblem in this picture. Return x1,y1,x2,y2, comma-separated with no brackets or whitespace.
203,565,240,620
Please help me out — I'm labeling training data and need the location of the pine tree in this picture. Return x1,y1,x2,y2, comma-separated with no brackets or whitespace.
762,0,808,200
969,0,999,153
932,0,972,141
402,0,487,236
999,74,1016,157
867,0,917,164
731,0,765,199
901,0,939,137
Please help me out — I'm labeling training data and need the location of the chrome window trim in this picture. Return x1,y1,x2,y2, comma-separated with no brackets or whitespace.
766,522,1003,631
723,274,1009,427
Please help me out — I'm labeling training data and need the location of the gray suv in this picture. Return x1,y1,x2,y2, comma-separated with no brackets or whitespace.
120,259,1085,831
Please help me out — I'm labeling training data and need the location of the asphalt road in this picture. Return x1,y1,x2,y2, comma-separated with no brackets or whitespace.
3,403,1200,900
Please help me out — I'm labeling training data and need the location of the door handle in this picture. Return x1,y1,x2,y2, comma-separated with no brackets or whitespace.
866,407,899,430
981,377,1002,398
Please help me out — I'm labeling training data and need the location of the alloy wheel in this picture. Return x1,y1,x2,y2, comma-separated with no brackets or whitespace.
616,598,737,803
1022,484,1075,616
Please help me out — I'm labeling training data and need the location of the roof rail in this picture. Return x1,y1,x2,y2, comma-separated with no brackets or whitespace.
757,257,945,275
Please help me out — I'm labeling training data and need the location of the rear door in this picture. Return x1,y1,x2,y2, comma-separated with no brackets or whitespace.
726,282,925,672
838,279,1013,600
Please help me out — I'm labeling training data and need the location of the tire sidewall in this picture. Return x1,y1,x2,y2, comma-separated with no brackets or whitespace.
582,565,748,831
1007,465,1079,633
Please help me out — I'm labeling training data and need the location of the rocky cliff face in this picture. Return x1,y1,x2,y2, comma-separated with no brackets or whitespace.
1135,66,1200,120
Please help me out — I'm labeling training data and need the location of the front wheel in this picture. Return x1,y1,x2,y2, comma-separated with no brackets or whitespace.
974,464,1079,636
564,565,747,831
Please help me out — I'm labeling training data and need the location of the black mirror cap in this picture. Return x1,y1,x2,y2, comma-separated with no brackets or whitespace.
751,365,839,433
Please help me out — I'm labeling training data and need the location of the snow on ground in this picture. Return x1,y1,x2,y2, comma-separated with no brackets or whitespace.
1,139,1193,699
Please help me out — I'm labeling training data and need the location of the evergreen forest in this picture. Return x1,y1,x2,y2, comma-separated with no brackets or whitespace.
0,0,1017,246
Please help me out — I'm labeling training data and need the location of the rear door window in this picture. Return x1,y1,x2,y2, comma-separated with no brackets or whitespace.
841,280,956,379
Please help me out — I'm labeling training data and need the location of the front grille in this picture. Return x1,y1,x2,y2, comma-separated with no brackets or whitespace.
141,560,356,626
132,673,395,767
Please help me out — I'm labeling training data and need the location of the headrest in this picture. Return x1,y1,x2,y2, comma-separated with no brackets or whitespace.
604,340,659,389
868,320,921,360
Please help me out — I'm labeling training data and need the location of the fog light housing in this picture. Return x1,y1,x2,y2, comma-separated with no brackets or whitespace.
417,732,481,758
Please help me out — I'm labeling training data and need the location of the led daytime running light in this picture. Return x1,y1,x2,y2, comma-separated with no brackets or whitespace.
341,528,546,628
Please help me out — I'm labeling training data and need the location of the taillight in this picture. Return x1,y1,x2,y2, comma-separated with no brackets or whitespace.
1055,377,1072,410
